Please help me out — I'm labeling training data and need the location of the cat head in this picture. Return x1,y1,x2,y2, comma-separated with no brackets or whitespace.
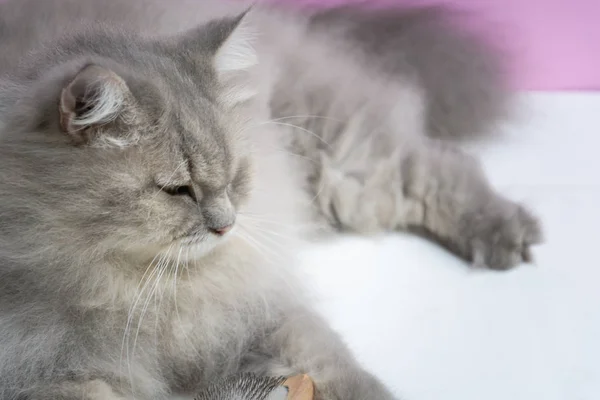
0,13,261,267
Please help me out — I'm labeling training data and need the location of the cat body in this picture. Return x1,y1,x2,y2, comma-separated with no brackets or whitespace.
0,1,541,399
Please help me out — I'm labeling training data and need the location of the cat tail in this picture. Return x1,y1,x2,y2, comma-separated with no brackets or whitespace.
309,6,512,141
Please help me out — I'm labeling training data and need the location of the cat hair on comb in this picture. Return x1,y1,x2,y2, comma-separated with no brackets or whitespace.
194,374,314,400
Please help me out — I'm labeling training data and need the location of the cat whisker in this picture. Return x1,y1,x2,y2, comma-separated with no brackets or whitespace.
238,219,298,243
267,114,343,124
184,247,193,283
260,121,333,151
122,257,164,397
119,249,165,387
237,212,313,230
237,224,289,260
239,223,300,260
173,246,204,363
250,144,320,164
129,247,172,397
172,247,193,345
235,226,285,261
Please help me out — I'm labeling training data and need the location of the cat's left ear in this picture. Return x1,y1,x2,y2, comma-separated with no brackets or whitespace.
180,11,258,106
211,11,258,79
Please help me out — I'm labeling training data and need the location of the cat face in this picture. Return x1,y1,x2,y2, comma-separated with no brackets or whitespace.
0,14,259,265
83,84,255,263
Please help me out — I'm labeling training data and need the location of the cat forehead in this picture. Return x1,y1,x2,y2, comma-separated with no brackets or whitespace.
150,147,232,192
171,103,235,161
148,112,239,187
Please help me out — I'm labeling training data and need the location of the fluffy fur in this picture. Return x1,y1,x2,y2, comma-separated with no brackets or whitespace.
0,1,542,399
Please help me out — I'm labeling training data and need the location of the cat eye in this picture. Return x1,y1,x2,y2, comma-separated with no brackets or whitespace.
161,185,197,202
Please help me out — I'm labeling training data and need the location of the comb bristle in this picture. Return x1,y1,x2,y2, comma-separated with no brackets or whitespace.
194,374,287,400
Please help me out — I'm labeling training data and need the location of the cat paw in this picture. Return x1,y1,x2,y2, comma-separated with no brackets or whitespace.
462,202,543,270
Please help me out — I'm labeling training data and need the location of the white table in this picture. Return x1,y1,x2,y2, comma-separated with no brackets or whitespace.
301,93,600,400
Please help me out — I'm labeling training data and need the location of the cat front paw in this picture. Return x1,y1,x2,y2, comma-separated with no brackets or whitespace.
462,200,543,270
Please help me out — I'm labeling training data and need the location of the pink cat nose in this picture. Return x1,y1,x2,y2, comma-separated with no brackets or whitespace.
210,224,233,236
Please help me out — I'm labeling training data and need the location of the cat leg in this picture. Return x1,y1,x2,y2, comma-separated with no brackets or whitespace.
19,380,126,400
311,137,542,270
399,139,542,269
245,306,397,400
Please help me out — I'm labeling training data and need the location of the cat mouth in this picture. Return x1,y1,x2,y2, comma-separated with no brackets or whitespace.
178,226,235,245
168,228,235,261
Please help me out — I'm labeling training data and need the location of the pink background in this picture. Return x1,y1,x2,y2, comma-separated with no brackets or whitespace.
1,0,598,90
271,0,600,91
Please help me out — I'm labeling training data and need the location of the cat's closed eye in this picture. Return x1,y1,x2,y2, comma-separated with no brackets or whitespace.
160,184,197,202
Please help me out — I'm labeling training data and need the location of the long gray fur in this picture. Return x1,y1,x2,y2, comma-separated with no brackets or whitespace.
0,1,542,399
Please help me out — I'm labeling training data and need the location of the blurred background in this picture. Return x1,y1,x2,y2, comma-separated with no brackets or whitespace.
267,0,600,90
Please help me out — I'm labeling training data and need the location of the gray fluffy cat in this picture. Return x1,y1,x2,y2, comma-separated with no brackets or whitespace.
0,0,542,399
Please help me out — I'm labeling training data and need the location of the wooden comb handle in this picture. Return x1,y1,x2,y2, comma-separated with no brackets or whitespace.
283,375,314,400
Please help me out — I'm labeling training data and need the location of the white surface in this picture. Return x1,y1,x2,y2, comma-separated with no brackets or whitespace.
301,93,600,400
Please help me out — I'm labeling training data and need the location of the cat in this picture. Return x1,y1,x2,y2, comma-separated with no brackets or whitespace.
0,0,542,399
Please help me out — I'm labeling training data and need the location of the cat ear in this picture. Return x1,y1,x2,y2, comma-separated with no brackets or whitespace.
59,64,130,144
180,12,258,106
212,11,258,77
213,13,258,106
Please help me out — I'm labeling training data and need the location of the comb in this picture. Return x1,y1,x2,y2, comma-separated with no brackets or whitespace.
194,374,314,400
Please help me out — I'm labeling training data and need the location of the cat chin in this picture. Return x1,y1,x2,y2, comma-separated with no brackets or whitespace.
165,229,235,262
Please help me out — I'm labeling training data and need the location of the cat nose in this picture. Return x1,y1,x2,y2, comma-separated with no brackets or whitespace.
210,223,234,236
